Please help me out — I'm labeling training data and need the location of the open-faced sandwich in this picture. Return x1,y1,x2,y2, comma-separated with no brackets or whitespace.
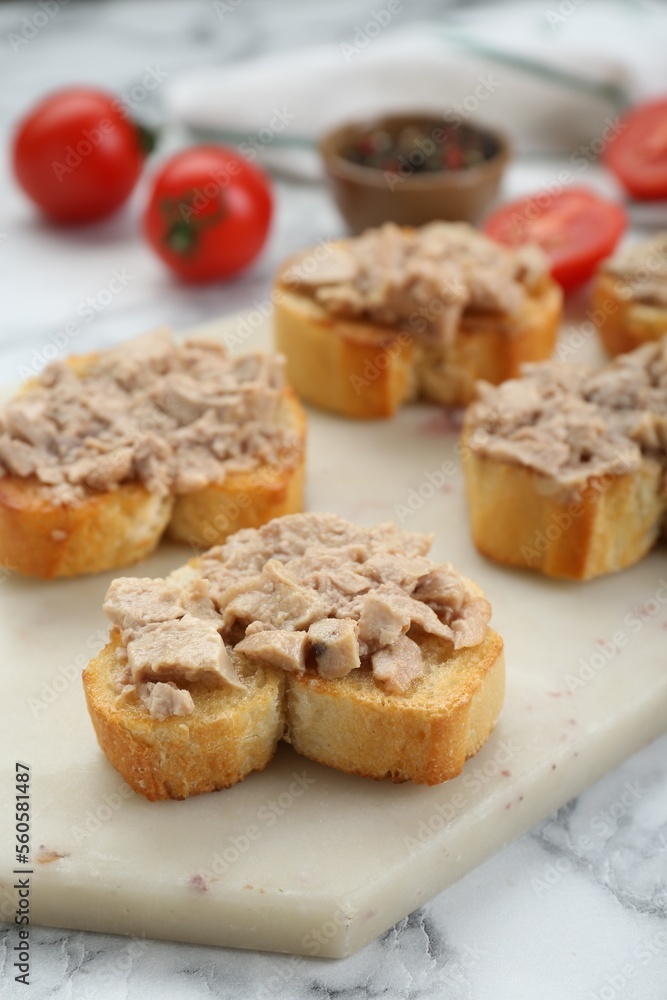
273,222,562,418
0,330,306,578
82,512,505,800
462,337,667,580
593,233,667,356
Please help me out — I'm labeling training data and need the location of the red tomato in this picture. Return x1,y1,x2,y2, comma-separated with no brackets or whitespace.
483,186,627,291
13,87,146,224
603,98,667,199
143,146,273,282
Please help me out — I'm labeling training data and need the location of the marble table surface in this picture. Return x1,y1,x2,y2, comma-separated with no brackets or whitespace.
0,1,665,997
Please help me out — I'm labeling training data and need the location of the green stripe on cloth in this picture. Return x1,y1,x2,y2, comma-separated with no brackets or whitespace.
429,28,631,110
185,125,316,149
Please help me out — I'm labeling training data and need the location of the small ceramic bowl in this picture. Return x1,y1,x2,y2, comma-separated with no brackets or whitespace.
319,112,511,234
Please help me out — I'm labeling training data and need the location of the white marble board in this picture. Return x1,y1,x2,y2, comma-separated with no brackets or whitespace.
0,315,665,959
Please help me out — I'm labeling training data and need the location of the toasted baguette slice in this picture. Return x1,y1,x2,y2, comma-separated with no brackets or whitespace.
461,336,667,580
0,361,306,579
83,516,505,799
285,630,504,785
462,436,667,581
593,271,667,356
273,256,561,418
83,636,286,801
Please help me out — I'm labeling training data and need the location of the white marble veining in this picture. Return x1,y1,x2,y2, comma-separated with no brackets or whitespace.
0,0,666,997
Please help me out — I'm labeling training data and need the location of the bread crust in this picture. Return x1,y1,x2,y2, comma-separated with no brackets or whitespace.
273,250,561,418
83,636,286,801
0,476,173,579
0,362,306,578
593,271,667,357
462,432,667,580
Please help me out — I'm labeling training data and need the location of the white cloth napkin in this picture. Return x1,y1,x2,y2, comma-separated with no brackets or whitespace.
165,0,667,180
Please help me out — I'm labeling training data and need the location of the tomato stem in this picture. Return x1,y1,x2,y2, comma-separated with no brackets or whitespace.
160,193,226,258
136,123,158,157
164,220,198,255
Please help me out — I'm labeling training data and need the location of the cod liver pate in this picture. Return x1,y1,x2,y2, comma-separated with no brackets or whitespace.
103,513,492,719
0,330,299,505
284,222,549,345
600,233,667,308
465,337,667,491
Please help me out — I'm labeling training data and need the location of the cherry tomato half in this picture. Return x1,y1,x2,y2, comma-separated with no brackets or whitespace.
143,146,273,283
13,87,147,224
603,98,667,200
483,186,627,291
